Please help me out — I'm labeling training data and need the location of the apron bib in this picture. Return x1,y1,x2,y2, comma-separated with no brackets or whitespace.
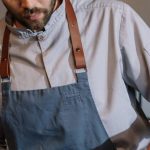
0,0,116,150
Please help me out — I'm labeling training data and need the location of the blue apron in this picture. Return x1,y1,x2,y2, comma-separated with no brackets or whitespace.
0,0,116,149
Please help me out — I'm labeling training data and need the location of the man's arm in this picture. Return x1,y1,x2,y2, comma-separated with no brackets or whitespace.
120,3,150,102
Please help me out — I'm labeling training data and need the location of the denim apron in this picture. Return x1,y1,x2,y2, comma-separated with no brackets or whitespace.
0,0,116,149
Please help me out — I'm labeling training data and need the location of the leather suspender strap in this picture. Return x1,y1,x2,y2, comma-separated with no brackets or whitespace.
65,0,86,69
0,27,10,78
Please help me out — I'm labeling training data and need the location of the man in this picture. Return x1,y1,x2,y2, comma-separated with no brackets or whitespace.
0,0,150,149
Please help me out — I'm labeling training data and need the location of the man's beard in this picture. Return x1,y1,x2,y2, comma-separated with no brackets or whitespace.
8,0,56,31
15,8,51,31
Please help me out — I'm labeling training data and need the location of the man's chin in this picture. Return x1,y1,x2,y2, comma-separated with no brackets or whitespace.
26,22,45,31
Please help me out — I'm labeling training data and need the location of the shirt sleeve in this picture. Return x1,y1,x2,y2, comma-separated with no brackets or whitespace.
120,3,150,101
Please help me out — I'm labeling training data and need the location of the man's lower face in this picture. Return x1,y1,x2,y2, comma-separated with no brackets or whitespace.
13,8,51,31
2,0,56,31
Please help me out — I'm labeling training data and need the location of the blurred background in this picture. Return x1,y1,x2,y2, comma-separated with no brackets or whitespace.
0,0,150,118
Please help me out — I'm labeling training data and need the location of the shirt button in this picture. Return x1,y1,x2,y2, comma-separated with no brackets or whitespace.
37,35,46,41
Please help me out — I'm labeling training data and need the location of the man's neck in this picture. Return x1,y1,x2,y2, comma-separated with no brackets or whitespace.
14,20,24,28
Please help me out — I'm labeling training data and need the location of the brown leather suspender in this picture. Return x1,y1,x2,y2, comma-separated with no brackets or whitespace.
0,27,10,78
0,0,86,78
65,0,86,69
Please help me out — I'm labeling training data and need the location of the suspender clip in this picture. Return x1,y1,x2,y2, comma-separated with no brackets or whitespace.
75,68,86,73
1,77,11,83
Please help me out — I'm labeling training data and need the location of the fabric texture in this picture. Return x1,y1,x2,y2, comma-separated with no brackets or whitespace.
1,72,116,150
0,0,150,149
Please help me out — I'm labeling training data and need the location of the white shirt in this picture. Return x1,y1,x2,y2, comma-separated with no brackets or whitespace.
0,0,150,149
